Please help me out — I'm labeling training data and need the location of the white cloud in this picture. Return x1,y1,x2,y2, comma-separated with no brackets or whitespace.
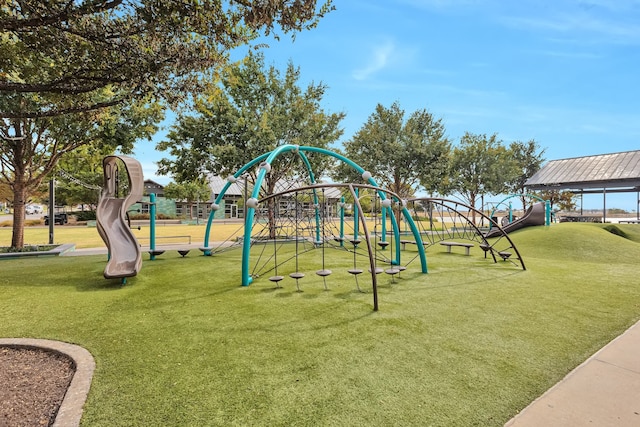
352,41,396,81
498,4,640,45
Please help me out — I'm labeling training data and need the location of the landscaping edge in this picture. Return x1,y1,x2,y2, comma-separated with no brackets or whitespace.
0,338,95,427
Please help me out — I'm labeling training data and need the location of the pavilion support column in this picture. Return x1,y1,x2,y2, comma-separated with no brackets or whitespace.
603,188,607,223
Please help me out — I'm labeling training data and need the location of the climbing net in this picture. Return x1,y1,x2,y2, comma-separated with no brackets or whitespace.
403,197,526,270
58,169,102,191
243,183,415,309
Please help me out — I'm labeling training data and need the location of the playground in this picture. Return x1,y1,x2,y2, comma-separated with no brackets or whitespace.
2,148,640,425
91,149,530,304
1,222,640,425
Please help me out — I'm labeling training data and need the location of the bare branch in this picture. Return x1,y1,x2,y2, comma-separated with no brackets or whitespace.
1,98,125,119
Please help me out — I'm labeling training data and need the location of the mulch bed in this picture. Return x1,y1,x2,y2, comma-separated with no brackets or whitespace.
0,346,74,427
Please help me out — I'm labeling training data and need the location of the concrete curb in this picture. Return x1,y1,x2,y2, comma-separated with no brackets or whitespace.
0,243,76,259
0,338,95,427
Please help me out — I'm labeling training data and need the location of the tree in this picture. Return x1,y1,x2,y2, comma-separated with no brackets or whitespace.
164,180,211,220
1,1,333,247
157,52,345,237
334,102,451,202
1,0,335,118
0,178,12,211
537,190,577,213
0,100,162,248
55,145,116,210
506,140,546,210
449,132,516,222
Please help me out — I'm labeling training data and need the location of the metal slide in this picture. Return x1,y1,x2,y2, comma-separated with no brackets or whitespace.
96,156,144,279
485,202,546,238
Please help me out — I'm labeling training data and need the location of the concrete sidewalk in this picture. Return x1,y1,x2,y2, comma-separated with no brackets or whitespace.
505,320,640,426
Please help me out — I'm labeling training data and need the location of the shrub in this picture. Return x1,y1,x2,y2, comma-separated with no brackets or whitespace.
73,210,97,221
129,213,150,220
129,213,177,220
0,244,57,253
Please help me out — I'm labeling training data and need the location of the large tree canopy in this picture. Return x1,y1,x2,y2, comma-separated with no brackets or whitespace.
157,52,344,238
450,132,516,221
0,99,162,247
334,102,451,200
505,139,546,209
0,0,334,118
157,51,345,187
1,0,333,248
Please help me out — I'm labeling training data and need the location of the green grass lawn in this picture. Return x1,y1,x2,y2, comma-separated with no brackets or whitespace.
0,223,243,249
1,223,639,426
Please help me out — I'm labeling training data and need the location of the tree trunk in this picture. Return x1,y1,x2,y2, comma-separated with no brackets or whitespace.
269,199,277,239
11,182,27,248
469,194,477,225
266,178,277,240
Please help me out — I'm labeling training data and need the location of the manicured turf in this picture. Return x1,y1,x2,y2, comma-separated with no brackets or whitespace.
0,223,243,249
1,223,639,426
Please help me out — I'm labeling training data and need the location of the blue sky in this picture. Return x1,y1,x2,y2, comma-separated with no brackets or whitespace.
137,0,640,210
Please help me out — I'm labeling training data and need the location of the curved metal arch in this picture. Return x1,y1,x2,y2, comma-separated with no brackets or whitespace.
203,147,319,250
202,151,270,248
254,183,424,311
240,145,326,285
408,197,526,270
294,146,427,269
203,145,428,285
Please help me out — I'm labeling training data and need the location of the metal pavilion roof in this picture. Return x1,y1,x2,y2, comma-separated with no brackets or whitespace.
525,150,640,193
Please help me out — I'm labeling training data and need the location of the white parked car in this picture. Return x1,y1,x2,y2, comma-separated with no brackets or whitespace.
25,205,43,215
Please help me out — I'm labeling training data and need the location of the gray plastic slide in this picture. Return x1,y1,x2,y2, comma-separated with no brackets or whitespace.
485,202,546,238
96,156,144,279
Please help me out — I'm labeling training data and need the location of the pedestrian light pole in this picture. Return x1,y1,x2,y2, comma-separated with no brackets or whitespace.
49,178,55,244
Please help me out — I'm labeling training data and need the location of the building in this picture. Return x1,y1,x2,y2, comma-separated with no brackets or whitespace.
208,175,248,219
525,150,640,222
134,176,344,221
143,180,165,197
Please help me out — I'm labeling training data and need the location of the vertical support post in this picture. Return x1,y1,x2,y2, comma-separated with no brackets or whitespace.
401,203,428,274
150,193,157,260
545,200,551,226
353,188,359,242
315,189,322,243
339,196,345,247
196,198,200,225
48,178,55,244
603,188,607,223
381,203,387,242
509,201,513,223
392,201,401,266
244,175,248,225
